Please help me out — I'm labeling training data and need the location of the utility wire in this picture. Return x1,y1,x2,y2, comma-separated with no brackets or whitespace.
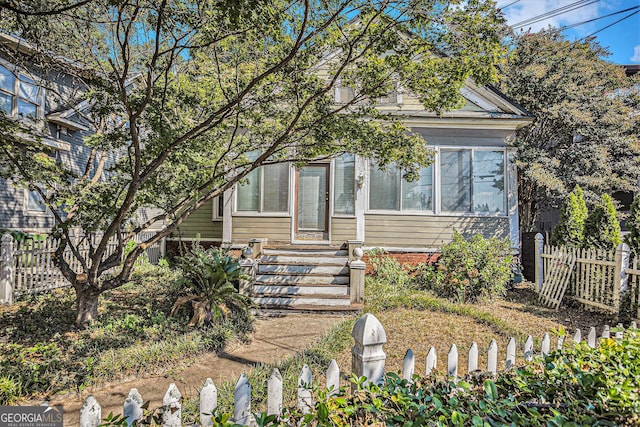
581,9,639,40
511,0,600,29
545,5,640,33
499,0,523,11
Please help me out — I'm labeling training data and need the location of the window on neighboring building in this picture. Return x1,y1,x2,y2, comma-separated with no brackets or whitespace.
0,64,43,119
333,154,355,215
236,163,289,213
25,187,47,214
369,162,433,212
440,149,505,214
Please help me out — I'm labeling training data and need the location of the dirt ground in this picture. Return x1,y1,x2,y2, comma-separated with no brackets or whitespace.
49,314,346,426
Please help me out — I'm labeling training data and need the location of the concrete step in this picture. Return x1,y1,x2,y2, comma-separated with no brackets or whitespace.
263,249,348,257
255,274,349,285
258,264,349,275
253,284,349,296
252,294,352,307
252,304,363,316
260,255,348,265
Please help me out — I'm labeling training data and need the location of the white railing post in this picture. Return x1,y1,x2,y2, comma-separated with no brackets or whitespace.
349,246,365,305
0,234,15,304
534,233,544,292
352,313,386,386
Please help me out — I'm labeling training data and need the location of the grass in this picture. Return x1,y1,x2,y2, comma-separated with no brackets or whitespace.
0,263,253,404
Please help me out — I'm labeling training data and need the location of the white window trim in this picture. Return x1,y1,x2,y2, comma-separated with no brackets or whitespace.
211,196,223,221
23,187,51,217
331,155,356,218
365,147,508,217
233,163,292,216
0,59,45,120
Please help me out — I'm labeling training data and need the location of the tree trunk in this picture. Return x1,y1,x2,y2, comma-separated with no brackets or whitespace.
75,287,101,328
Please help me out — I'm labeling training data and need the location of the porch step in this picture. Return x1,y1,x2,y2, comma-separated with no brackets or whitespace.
260,255,349,265
253,294,351,307
258,264,349,276
256,274,349,285
262,248,348,257
253,284,349,296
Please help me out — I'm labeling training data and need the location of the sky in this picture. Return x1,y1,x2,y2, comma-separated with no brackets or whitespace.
495,0,640,65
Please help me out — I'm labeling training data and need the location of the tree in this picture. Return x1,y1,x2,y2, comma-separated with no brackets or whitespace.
550,185,587,247
583,194,622,250
0,0,509,326
499,31,640,231
624,194,640,255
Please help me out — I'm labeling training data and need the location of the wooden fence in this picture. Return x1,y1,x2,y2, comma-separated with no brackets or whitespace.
0,232,165,304
533,234,639,317
77,313,637,427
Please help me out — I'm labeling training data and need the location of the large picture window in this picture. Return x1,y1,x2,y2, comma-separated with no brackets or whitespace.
0,64,43,119
236,163,289,213
369,162,433,211
440,149,505,214
333,154,355,215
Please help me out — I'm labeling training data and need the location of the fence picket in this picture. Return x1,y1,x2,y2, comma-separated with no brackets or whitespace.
524,336,533,361
326,360,340,396
425,346,437,375
447,344,458,378
615,323,624,339
541,333,550,356
267,369,283,416
468,342,478,373
557,335,564,350
602,325,610,339
574,329,582,343
487,340,497,374
234,374,251,426
588,327,597,348
79,395,101,427
402,349,415,381
298,365,313,414
123,389,143,426
506,338,516,370
200,378,217,426
162,383,181,427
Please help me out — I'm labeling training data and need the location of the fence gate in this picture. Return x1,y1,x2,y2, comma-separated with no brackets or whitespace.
538,246,576,309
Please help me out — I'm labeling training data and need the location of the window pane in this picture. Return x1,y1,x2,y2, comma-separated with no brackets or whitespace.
334,154,355,215
27,189,46,212
19,78,38,103
0,66,14,92
473,151,505,213
17,99,37,118
369,163,400,210
440,150,471,212
0,92,12,114
263,163,289,212
402,166,433,211
298,166,326,230
237,169,260,211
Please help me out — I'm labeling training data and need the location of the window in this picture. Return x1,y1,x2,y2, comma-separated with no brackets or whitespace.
333,154,355,215
236,163,289,213
0,64,43,119
212,196,224,220
25,188,47,214
369,162,433,211
440,149,505,214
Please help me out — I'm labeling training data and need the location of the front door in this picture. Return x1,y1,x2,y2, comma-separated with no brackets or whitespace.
295,164,330,241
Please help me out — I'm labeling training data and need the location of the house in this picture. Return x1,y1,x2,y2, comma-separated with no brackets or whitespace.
0,32,95,234
174,81,532,253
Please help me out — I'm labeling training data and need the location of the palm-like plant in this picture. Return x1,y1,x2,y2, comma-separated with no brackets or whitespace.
171,245,252,326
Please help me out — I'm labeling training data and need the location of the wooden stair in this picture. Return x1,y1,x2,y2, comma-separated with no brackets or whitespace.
252,247,362,314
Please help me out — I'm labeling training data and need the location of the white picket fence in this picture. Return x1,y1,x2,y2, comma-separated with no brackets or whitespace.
77,313,638,427
0,232,166,303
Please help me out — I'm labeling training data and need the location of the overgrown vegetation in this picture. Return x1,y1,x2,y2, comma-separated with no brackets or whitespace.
583,193,622,250
551,185,587,247
625,194,640,255
0,263,253,404
413,231,512,303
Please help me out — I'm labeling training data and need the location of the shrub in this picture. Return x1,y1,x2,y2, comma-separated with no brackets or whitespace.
366,249,412,288
625,194,640,254
414,231,512,303
171,244,252,326
551,185,587,247
583,193,622,250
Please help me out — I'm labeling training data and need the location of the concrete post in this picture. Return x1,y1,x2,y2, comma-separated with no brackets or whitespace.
0,234,15,305
349,246,365,305
347,240,363,262
248,238,267,259
534,233,544,292
351,313,386,386
238,257,256,296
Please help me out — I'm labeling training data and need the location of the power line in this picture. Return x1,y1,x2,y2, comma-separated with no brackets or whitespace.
548,5,640,33
581,9,640,40
511,0,601,29
499,0,523,11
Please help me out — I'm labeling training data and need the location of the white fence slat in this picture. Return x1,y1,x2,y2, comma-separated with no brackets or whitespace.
524,336,533,361
402,349,415,381
234,374,251,426
541,333,550,356
587,327,597,348
557,335,564,350
506,337,516,370
468,342,478,373
573,329,582,343
79,395,101,427
425,346,437,376
326,360,340,396
123,388,143,427
447,344,458,378
615,323,624,339
267,369,283,416
487,340,498,374
200,378,217,426
298,364,313,414
162,383,181,427
601,325,610,339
